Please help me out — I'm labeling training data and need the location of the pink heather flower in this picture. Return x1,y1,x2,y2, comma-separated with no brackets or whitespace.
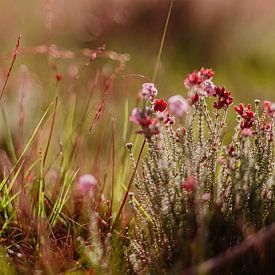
264,100,271,109
234,104,256,130
234,103,245,116
213,86,233,110
156,109,175,125
199,67,214,80
130,108,152,127
182,176,197,192
261,122,271,132
140,83,158,101
184,67,214,90
184,71,203,89
130,108,160,137
168,95,190,117
154,98,167,112
143,120,160,137
264,100,275,117
190,93,200,105
163,110,175,125
242,128,253,136
130,108,142,124
77,174,98,196
202,79,216,96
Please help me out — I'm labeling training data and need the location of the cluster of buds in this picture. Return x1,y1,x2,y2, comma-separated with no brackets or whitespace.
184,67,214,90
264,101,275,118
234,103,256,136
212,86,233,110
130,108,160,137
184,67,216,105
184,67,234,111
130,83,179,137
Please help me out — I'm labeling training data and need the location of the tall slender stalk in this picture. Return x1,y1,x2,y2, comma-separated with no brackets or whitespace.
152,0,174,83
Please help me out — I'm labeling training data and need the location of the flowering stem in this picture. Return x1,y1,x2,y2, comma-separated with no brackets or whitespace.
152,0,174,83
111,139,146,232
202,98,214,134
198,98,204,148
214,109,228,146
0,34,21,101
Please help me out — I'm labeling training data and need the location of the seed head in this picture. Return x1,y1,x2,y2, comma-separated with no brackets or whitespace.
126,143,133,150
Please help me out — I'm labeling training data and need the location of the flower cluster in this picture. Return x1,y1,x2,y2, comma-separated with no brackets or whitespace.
264,100,275,117
140,83,158,100
184,71,203,89
183,67,219,107
130,80,195,137
234,103,256,131
130,83,181,137
154,98,167,112
213,86,233,110
184,67,215,100
184,67,214,89
130,68,235,138
130,108,159,137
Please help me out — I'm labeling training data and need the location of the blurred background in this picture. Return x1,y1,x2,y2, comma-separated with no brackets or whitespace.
0,0,275,173
1,0,275,94
1,0,275,99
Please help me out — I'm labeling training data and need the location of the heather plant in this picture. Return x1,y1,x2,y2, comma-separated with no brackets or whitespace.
124,68,275,274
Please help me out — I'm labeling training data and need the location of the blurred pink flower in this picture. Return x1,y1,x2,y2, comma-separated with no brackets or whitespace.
77,174,98,196
203,79,216,96
129,108,142,124
242,128,253,136
201,192,211,201
264,100,275,117
129,108,152,126
168,95,190,117
182,176,197,192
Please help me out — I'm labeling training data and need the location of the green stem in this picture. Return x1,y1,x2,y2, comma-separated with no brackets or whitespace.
152,0,174,83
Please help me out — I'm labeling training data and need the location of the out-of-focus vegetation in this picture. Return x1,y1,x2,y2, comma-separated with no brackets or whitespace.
1,0,275,102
